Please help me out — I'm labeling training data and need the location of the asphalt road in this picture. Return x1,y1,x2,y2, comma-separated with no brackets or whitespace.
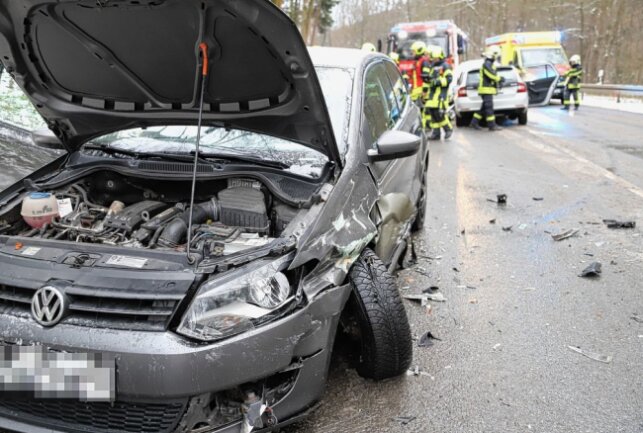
288,105,643,433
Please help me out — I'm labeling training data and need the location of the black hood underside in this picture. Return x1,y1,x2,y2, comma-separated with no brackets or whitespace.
0,0,339,162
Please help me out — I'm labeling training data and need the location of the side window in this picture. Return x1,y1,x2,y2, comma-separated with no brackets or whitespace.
362,63,397,150
384,61,408,117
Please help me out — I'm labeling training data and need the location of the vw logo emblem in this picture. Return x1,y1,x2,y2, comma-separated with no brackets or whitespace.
31,286,68,327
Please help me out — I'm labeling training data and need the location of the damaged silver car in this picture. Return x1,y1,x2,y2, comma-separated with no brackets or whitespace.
0,0,428,432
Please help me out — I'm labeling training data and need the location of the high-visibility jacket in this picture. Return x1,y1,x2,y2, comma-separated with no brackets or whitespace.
478,58,501,95
410,57,431,100
423,60,453,109
563,65,583,89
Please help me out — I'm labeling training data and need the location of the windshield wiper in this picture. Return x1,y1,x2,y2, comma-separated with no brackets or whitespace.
83,144,206,164
198,152,291,170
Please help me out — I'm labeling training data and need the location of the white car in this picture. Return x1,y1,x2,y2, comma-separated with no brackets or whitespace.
452,59,529,126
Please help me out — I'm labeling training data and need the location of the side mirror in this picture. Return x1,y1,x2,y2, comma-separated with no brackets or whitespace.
32,128,65,150
367,130,421,162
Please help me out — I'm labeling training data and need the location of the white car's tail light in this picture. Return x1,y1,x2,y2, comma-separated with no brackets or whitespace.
457,87,467,97
517,82,527,93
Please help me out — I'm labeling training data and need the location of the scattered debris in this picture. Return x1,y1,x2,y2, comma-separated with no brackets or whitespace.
551,228,580,241
492,343,502,351
524,287,536,292
567,346,612,364
469,298,479,304
532,197,544,201
502,226,513,232
460,229,466,235
418,331,442,347
579,262,602,278
497,194,507,205
453,266,460,272
456,284,477,290
489,218,497,224
630,316,643,324
518,223,528,230
422,286,440,294
403,292,446,305
392,416,417,426
603,219,636,229
594,241,605,247
406,365,432,378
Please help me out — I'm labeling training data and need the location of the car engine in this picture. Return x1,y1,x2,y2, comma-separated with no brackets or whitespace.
2,173,300,257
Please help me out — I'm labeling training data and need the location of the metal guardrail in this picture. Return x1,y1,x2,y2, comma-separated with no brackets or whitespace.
582,83,643,103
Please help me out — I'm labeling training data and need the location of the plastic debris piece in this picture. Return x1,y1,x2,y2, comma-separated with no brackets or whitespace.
630,316,643,324
418,331,442,347
567,346,612,364
392,416,416,425
469,298,479,304
502,226,513,232
518,223,528,230
492,343,502,351
453,267,460,272
422,286,440,294
403,292,446,304
532,197,544,201
497,194,507,204
579,262,602,278
551,228,580,241
489,218,497,224
603,219,636,229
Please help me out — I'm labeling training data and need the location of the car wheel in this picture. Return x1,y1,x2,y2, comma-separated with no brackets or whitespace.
349,249,412,380
518,111,528,125
455,115,465,127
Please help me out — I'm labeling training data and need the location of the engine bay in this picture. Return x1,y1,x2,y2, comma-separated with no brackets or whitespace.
0,171,303,258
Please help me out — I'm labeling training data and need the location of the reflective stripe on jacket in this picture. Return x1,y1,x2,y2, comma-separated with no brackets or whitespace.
424,61,453,109
478,58,501,95
564,66,583,89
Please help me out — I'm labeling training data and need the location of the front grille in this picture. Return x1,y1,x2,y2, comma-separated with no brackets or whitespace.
0,397,186,433
0,284,181,331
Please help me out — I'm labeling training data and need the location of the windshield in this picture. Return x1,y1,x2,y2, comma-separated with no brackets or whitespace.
87,127,329,178
520,48,567,67
315,67,352,155
466,68,518,86
83,67,353,179
397,35,449,61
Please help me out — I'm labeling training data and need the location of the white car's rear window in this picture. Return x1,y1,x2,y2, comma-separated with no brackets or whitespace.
466,68,518,87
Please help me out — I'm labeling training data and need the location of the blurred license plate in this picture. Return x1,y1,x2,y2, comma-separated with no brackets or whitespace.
0,345,115,401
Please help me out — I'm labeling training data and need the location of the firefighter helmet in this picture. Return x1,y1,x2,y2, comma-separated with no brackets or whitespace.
570,54,581,65
361,43,377,53
484,46,501,60
410,41,427,57
429,46,445,60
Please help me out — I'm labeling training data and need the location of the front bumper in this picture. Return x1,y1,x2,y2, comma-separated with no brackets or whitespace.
0,284,351,433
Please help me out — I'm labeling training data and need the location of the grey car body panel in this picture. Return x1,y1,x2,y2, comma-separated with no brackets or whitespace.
0,284,350,400
0,0,340,162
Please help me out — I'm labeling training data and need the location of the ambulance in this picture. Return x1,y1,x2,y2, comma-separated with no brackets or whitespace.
485,32,569,103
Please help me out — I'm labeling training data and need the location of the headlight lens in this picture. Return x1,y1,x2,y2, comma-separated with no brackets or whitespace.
176,255,294,342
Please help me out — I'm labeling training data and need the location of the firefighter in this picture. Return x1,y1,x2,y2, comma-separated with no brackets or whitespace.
361,43,377,52
562,54,583,110
422,46,453,140
471,46,505,131
409,41,430,102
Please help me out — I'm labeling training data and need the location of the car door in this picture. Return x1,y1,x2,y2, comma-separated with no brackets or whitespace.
522,64,559,106
361,61,423,266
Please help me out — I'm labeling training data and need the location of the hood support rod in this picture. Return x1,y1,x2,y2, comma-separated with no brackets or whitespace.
187,42,210,264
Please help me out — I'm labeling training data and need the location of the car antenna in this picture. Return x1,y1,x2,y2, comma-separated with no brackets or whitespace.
187,42,209,265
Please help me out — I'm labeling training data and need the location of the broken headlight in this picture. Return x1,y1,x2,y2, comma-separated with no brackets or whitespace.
176,254,295,342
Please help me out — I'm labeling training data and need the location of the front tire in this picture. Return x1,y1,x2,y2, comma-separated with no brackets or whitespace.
518,110,528,125
349,249,413,380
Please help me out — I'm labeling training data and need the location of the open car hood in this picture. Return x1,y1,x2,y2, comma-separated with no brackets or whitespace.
0,0,340,162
